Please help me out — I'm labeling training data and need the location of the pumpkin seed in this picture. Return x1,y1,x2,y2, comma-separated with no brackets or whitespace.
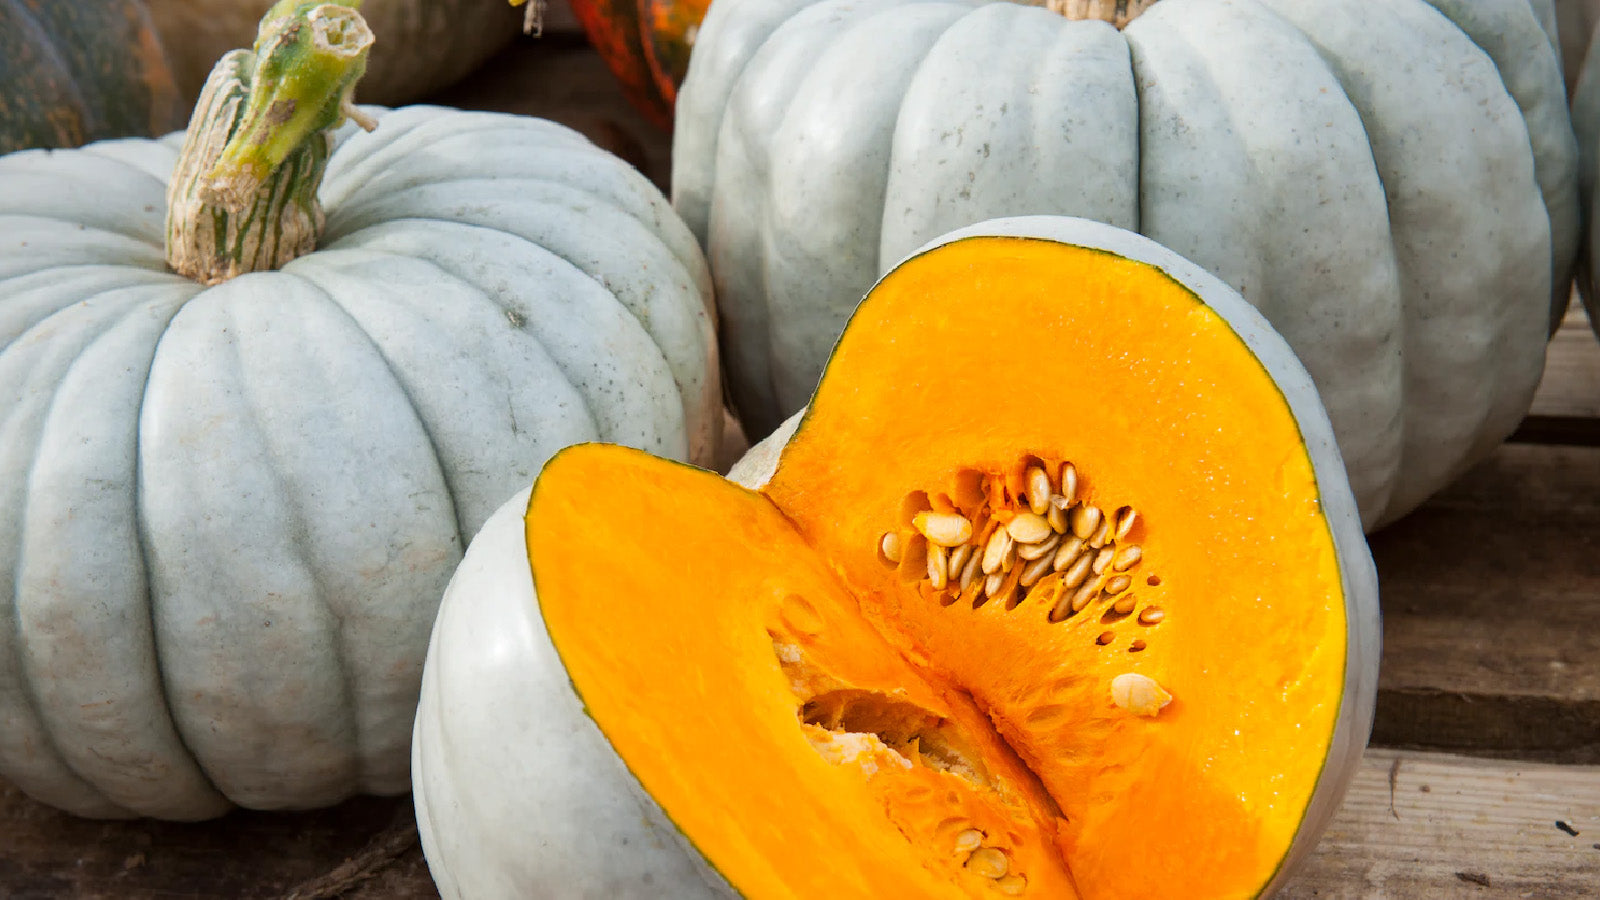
985,571,1004,597
955,829,984,854
1069,578,1101,613
1059,462,1078,504
1052,535,1086,571
928,543,949,590
1096,630,1115,646
1115,506,1139,540
948,543,973,578
1088,517,1112,549
1026,465,1051,515
1105,574,1132,595
1110,672,1169,715
959,548,982,591
982,528,1013,575
1019,553,1054,588
1138,606,1165,625
1016,532,1060,561
1046,499,1069,533
1070,505,1101,539
1061,552,1093,590
880,532,901,563
914,511,973,547
1007,512,1052,545
1129,639,1147,652
1112,544,1143,571
964,847,1009,879
997,875,1028,896
1112,594,1137,616
1091,547,1115,575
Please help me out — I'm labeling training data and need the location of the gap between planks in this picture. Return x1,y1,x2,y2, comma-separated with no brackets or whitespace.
1282,748,1600,899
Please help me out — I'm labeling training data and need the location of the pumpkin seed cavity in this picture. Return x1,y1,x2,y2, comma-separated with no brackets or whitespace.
880,457,1166,651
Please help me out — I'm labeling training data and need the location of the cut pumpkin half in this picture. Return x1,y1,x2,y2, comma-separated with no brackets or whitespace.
411,216,1381,900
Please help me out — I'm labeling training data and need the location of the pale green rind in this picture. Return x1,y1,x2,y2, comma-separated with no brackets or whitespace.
411,486,739,900
0,106,717,818
414,215,1381,898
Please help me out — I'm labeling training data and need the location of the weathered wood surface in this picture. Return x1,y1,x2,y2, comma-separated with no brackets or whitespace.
4,30,1600,900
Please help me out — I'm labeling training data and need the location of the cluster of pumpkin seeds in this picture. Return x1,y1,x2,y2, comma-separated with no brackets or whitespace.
953,828,1026,894
878,460,1164,648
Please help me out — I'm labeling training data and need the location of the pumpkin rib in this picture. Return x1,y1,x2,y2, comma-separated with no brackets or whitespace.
141,274,461,808
0,160,170,246
19,285,229,820
1257,0,1549,522
705,0,908,424
0,266,188,349
320,116,715,307
881,3,1139,266
324,183,718,461
272,264,475,546
671,0,820,246
0,217,166,281
76,138,185,185
757,0,971,417
1,285,194,820
315,229,690,465
284,245,614,535
1125,0,1407,524
1421,0,1581,333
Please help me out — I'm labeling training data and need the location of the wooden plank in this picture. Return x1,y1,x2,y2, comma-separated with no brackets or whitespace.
1529,298,1600,422
5,749,1598,898
1369,443,1600,761
1282,749,1600,898
0,778,430,900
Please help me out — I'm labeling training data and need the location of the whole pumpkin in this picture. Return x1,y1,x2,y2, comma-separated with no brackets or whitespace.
0,0,186,153
674,0,1579,531
411,216,1380,899
143,0,525,105
0,1,718,820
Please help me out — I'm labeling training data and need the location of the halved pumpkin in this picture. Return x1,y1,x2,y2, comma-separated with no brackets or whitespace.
411,217,1380,899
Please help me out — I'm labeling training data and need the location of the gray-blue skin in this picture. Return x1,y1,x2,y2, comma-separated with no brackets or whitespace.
674,0,1577,531
0,105,718,821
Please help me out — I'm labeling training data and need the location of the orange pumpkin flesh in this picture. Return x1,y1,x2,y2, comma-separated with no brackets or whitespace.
529,237,1348,898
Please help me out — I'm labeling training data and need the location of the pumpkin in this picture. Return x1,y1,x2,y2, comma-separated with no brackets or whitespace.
0,0,186,153
0,0,718,820
411,216,1380,899
556,0,712,128
673,0,1580,531
143,0,525,106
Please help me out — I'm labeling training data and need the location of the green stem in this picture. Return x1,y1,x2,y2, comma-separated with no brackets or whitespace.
165,1,375,285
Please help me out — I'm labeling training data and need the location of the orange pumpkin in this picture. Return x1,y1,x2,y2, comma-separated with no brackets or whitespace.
560,0,708,128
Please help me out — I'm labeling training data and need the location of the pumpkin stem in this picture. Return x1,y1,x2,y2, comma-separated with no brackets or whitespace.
165,1,376,285
1041,0,1156,28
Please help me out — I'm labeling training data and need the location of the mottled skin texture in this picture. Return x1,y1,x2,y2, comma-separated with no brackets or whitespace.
0,106,718,820
674,0,1579,530
144,0,523,106
0,0,185,153
409,217,1379,899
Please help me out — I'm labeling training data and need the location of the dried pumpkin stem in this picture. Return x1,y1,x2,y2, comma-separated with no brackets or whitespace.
165,1,376,285
1040,0,1157,28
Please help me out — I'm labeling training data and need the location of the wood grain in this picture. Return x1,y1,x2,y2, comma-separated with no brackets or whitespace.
1283,749,1600,899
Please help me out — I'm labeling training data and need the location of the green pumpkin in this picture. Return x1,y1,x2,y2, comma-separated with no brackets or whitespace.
0,0,186,153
